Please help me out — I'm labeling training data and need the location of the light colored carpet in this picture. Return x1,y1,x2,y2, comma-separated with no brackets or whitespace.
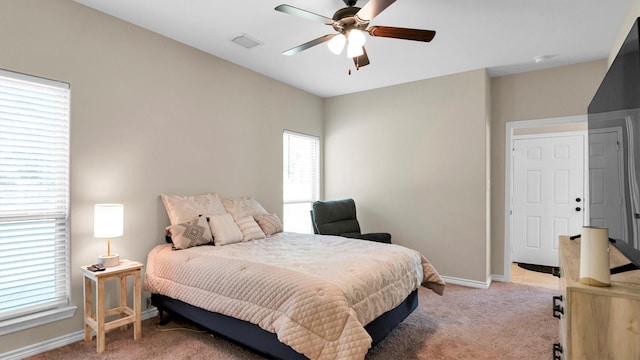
27,282,558,359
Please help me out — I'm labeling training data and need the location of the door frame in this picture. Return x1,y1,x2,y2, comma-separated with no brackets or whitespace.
503,115,587,282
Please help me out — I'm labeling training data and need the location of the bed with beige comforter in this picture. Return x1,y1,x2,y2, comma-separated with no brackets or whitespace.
144,232,444,360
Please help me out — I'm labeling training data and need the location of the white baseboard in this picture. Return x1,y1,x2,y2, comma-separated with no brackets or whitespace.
441,275,492,289
491,274,509,282
1,308,158,360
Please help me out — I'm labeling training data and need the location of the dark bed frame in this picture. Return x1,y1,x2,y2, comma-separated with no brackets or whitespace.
151,289,418,359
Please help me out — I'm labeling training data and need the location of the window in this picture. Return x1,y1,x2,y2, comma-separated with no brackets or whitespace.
0,69,75,335
283,131,319,233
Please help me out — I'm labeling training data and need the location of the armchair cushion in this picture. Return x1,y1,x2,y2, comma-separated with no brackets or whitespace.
312,199,391,244
312,199,361,235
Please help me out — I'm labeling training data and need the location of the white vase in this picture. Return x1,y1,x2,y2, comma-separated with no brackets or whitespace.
579,226,610,287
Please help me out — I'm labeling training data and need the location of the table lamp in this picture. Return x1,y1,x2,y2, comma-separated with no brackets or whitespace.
94,203,124,267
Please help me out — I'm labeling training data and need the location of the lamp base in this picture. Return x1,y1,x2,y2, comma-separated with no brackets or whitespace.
98,254,120,268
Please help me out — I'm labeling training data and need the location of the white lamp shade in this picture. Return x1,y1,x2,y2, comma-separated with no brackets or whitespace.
327,34,346,55
94,204,124,238
347,29,366,47
347,43,364,58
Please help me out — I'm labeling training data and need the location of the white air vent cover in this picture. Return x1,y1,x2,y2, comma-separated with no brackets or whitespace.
232,34,263,49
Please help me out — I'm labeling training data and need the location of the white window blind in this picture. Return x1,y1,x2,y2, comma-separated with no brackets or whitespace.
283,131,319,233
0,69,71,326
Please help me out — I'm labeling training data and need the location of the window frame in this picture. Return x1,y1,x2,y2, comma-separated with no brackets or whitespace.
282,130,320,233
0,69,76,335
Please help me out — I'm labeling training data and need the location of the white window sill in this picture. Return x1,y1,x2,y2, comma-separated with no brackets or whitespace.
0,306,77,336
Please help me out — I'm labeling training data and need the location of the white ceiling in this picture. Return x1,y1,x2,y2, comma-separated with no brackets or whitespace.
74,0,633,98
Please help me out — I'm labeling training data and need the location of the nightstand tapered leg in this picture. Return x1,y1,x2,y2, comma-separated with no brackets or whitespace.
134,271,141,340
120,275,127,330
96,278,106,353
84,277,92,342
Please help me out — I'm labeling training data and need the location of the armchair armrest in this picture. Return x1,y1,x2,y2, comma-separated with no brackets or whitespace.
342,232,392,244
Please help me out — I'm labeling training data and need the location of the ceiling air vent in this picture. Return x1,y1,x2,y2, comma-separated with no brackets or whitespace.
231,34,263,49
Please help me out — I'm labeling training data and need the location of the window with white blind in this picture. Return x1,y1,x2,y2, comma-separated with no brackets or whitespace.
283,131,320,233
0,69,75,335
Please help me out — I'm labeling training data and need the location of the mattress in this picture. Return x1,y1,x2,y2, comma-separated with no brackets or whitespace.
144,232,444,360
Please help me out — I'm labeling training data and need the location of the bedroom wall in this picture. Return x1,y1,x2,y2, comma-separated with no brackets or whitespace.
323,69,491,283
490,60,607,276
609,0,640,67
0,0,323,353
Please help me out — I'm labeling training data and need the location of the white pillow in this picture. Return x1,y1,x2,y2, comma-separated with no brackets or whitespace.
168,216,213,250
161,193,226,225
236,216,266,241
222,196,268,220
208,214,243,246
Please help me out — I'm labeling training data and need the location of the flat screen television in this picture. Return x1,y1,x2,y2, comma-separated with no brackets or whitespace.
588,17,640,273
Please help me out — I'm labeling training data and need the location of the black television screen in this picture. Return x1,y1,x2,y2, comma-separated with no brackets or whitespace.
588,17,640,272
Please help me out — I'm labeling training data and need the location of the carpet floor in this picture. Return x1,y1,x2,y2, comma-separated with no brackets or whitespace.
27,282,559,360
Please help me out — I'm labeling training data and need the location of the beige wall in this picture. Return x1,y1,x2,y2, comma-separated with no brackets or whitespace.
490,60,607,276
324,69,491,283
0,0,322,353
609,0,640,66
323,60,605,282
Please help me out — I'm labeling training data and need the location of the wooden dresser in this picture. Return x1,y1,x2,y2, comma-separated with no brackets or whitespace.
555,236,640,359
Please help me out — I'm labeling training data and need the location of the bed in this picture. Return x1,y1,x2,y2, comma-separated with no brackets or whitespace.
144,231,444,360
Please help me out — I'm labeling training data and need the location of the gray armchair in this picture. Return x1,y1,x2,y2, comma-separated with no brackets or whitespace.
310,198,391,244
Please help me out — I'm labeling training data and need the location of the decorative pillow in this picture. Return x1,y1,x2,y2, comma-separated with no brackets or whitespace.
161,193,226,225
208,214,244,246
222,196,268,220
167,216,213,250
235,216,266,241
254,213,284,236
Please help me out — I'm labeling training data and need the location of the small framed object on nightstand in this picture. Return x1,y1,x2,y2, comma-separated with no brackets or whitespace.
81,259,143,353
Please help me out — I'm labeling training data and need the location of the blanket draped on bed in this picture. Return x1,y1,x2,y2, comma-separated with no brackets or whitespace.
145,232,444,360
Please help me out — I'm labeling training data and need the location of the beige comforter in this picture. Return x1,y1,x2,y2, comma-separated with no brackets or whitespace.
144,232,444,360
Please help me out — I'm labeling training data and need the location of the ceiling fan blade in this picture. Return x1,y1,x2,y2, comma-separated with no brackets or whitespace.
353,47,370,69
283,34,336,56
368,26,436,42
355,0,396,22
275,4,334,25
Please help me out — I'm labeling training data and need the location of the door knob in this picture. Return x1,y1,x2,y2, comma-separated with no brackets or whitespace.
575,197,582,203
576,207,581,212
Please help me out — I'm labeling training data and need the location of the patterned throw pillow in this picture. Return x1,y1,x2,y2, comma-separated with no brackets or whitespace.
254,213,284,236
222,196,268,220
161,193,226,225
168,216,213,250
208,214,244,246
235,216,266,241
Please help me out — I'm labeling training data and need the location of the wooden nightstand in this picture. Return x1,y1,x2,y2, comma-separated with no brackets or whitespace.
81,259,143,353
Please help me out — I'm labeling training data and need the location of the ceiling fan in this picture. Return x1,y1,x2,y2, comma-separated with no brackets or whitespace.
275,0,436,69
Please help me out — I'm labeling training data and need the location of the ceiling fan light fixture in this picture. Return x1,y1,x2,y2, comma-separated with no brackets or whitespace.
327,33,346,55
347,29,366,47
347,43,364,58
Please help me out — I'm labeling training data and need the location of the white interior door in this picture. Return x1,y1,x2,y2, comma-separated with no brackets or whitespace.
512,134,585,266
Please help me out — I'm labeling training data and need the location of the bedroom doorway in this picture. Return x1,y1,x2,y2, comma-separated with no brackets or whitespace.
504,116,588,281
